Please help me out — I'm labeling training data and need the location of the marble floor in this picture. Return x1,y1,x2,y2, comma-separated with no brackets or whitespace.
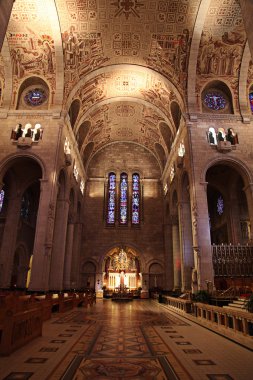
0,300,252,380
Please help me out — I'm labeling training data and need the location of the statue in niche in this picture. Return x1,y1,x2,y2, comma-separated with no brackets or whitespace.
33,124,42,141
217,127,226,142
191,268,198,294
226,128,238,145
14,123,23,139
207,128,216,144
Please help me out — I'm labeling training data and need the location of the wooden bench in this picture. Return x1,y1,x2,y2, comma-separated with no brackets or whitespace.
0,306,43,356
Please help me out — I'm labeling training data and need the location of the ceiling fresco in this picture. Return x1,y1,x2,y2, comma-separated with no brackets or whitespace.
196,0,247,109
72,67,180,122
6,0,57,106
0,55,4,104
55,0,201,98
77,101,169,158
247,60,253,88
0,0,251,168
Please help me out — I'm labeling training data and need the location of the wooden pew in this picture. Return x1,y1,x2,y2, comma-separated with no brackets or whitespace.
0,306,43,356
59,293,74,313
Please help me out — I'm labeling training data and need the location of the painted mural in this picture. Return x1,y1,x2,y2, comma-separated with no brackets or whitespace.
0,55,4,105
196,0,247,111
55,0,201,98
79,100,168,161
7,0,56,106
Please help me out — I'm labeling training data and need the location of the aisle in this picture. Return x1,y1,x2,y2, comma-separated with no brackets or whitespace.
0,300,252,380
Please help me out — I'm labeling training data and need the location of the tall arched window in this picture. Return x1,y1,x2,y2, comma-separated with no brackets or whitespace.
0,189,5,213
132,173,140,225
120,173,128,224
107,172,116,224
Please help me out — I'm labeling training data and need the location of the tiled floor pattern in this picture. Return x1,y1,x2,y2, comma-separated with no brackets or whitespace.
0,300,252,380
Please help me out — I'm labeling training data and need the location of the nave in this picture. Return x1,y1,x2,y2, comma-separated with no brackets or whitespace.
0,300,252,380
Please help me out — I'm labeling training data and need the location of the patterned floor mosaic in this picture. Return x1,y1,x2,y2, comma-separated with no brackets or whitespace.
49,302,191,380
1,300,252,380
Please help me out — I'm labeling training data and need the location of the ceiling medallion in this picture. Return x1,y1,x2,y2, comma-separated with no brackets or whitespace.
111,0,144,20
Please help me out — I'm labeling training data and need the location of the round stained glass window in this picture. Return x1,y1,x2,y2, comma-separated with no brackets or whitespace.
249,92,253,113
204,92,226,111
24,88,47,106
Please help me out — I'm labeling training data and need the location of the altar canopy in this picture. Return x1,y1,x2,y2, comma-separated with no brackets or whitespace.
103,248,141,290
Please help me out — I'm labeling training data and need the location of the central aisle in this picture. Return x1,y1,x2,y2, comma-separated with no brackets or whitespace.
50,299,190,380
0,300,252,380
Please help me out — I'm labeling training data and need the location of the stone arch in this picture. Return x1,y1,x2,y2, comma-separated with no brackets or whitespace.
154,143,166,170
159,122,174,153
76,120,91,150
201,79,234,114
238,42,251,116
201,156,253,185
0,152,47,185
83,142,94,168
68,98,81,129
0,157,42,288
170,101,182,131
206,162,252,244
149,262,164,289
16,76,50,110
81,260,97,290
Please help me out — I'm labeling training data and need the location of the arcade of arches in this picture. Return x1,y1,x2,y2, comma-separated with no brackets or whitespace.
1,0,253,297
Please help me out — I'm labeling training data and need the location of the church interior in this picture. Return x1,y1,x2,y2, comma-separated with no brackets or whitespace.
0,0,253,379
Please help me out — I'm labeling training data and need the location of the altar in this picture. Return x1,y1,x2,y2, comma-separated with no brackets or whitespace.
102,247,141,294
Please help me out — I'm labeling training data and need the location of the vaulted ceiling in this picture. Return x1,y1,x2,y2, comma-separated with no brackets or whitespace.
0,0,252,165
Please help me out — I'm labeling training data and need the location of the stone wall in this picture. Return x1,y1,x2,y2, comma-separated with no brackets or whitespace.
81,142,165,282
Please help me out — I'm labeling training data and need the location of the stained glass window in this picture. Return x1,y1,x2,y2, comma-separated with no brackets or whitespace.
217,195,224,215
20,194,30,220
107,172,116,224
24,88,47,106
249,92,253,113
120,173,128,224
0,190,4,213
204,92,226,110
132,173,140,225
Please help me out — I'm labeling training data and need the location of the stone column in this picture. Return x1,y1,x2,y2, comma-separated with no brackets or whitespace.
0,0,15,52
178,201,194,291
243,183,253,242
49,198,69,290
191,182,213,290
171,215,181,290
63,215,75,289
240,0,253,60
228,194,242,244
0,193,22,288
28,179,54,291
71,221,83,289
163,222,174,290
